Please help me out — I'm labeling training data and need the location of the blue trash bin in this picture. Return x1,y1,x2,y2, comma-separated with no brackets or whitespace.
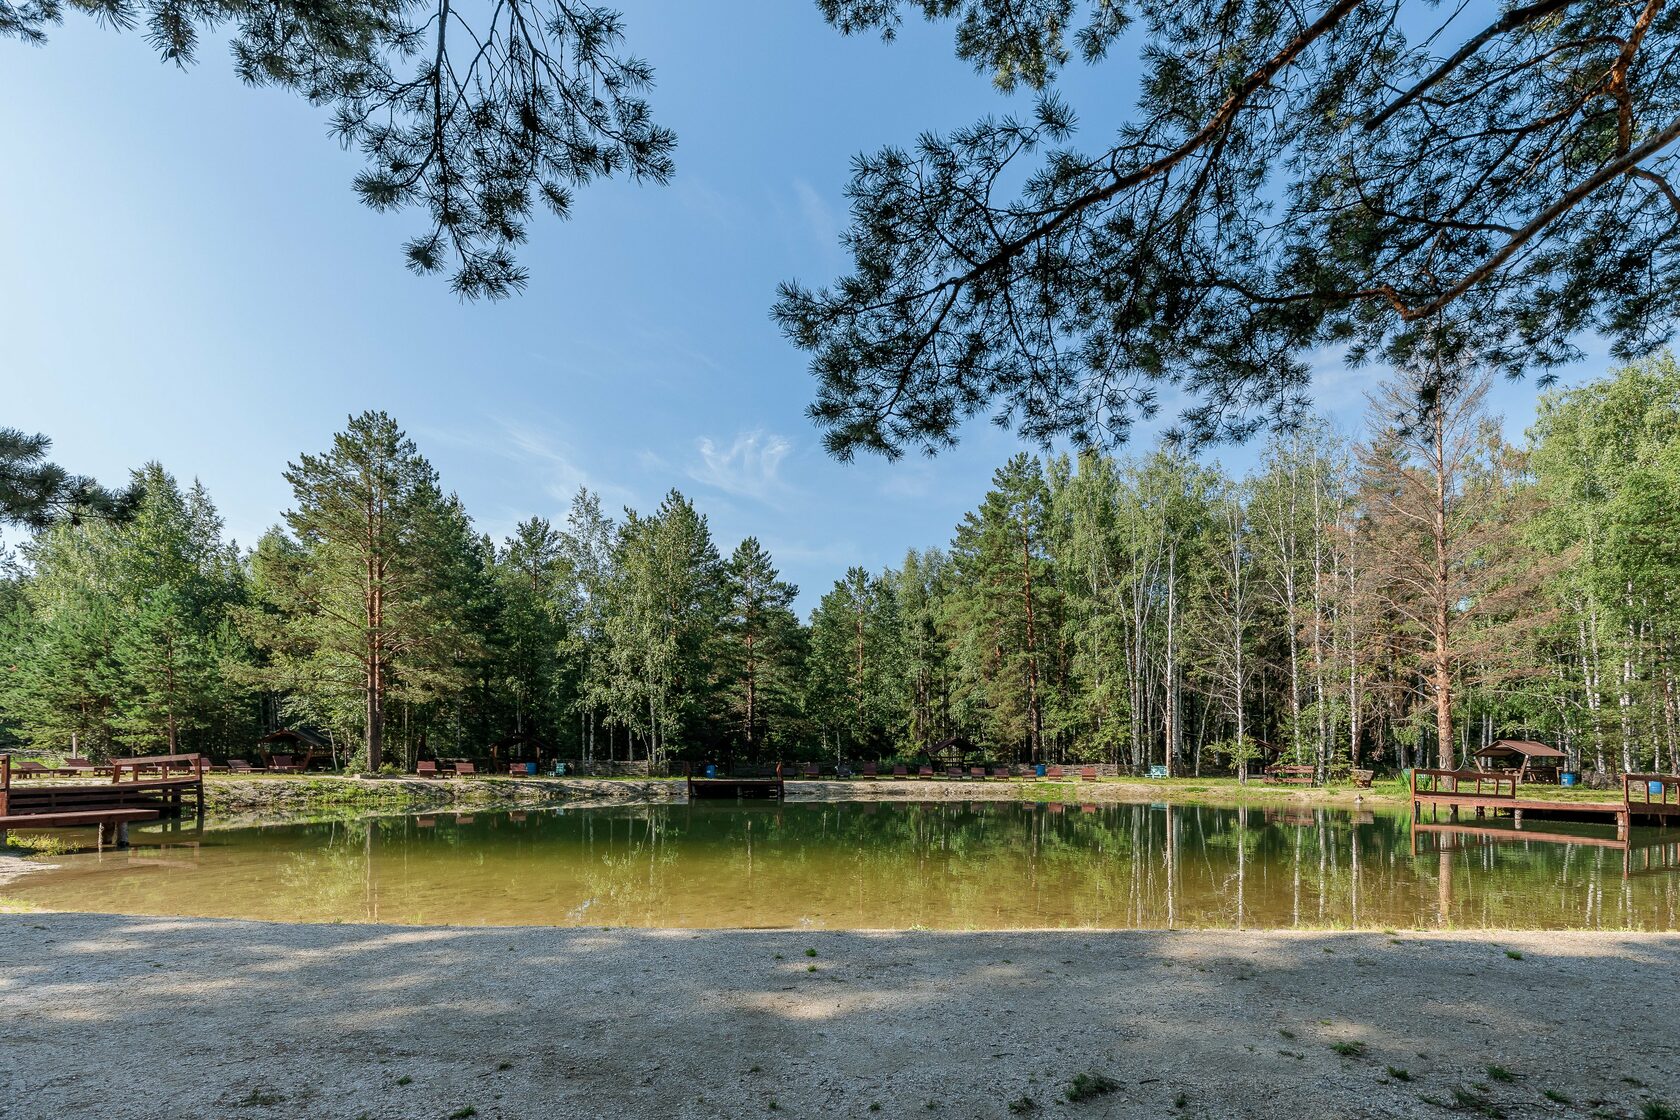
1560,771,1578,787
1035,763,1047,778
705,763,718,779
1652,780,1667,797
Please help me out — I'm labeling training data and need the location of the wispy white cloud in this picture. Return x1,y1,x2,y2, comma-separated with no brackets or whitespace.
793,178,840,255
687,430,795,505
487,417,641,515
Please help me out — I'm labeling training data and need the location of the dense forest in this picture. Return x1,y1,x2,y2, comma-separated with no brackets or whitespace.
4,356,1680,778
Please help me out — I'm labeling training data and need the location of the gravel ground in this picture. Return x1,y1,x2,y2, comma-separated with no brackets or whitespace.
0,914,1674,1120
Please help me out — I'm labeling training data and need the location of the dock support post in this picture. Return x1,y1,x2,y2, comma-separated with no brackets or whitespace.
1618,812,1628,841
95,821,131,850
1513,809,1523,829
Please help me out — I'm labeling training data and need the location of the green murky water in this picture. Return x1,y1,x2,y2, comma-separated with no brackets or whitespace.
10,800,1680,929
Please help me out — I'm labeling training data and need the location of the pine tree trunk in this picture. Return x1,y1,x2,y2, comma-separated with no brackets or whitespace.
1432,406,1455,771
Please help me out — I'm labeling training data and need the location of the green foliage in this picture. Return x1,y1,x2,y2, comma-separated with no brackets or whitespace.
8,355,1680,775
3,1,673,299
0,427,142,531
1063,1072,1119,1103
0,463,253,757
781,1,1680,460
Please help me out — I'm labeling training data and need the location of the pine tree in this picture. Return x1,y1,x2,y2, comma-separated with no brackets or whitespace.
717,538,803,760
247,412,469,770
948,453,1059,762
806,568,901,757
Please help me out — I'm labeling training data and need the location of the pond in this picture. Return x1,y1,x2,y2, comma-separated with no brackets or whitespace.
10,800,1680,929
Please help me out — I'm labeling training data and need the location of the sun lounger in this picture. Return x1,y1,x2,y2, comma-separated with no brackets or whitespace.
917,765,934,779
416,760,441,778
9,761,54,778
1079,766,1098,781
226,759,257,774
891,764,908,780
454,761,477,777
1045,765,1064,780
267,754,297,774
861,762,878,779
969,766,986,780
803,763,820,778
991,766,1011,780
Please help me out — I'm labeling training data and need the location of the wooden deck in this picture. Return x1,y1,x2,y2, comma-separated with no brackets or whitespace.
0,808,160,849
1,753,204,847
686,763,784,800
1410,769,1680,841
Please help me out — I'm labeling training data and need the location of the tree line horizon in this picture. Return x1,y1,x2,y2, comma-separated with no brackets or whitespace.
5,353,1680,778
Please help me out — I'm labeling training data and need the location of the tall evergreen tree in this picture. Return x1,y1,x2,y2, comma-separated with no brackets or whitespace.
806,567,901,757
948,453,1059,761
716,538,803,760
247,411,469,770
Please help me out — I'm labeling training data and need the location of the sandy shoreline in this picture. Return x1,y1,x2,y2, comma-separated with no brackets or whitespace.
0,914,1674,1119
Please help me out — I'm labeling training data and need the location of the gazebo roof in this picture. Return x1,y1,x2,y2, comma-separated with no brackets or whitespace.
1474,739,1566,760
257,728,327,748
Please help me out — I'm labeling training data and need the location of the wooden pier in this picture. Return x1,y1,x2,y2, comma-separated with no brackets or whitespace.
686,762,784,800
0,753,204,848
1409,768,1680,840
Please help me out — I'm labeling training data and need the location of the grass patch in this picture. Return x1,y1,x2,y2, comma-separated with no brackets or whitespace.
4,833,79,856
395,1075,412,1087
1331,1041,1369,1058
1486,1065,1514,1083
805,948,817,957
1007,1097,1038,1114
1543,1090,1572,1105
1064,1072,1120,1103
1448,1087,1505,1118
1642,1102,1680,1120
235,1089,285,1107
496,1060,513,1071
448,1109,477,1120
1387,1067,1412,1082
1174,1092,1189,1109
1504,950,1524,960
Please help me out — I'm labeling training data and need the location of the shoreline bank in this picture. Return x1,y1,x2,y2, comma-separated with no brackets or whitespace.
0,913,1673,1119
195,772,1401,816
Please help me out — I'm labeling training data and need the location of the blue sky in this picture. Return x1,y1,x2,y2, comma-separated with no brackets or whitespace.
1,1,1607,613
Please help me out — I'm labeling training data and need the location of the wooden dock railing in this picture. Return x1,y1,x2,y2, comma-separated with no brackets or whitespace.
111,754,206,783
1623,773,1680,820
1410,768,1518,800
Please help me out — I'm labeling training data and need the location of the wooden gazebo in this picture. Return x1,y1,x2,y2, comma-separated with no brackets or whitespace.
488,731,553,771
1474,739,1567,783
257,728,328,771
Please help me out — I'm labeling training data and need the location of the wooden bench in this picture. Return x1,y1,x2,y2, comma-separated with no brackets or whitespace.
1263,764,1317,786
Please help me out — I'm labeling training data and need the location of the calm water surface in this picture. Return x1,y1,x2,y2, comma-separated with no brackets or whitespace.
12,800,1680,929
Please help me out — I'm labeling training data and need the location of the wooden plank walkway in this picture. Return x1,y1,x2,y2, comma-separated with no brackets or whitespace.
1410,769,1680,841
686,763,784,801
1,753,204,848
0,808,160,849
